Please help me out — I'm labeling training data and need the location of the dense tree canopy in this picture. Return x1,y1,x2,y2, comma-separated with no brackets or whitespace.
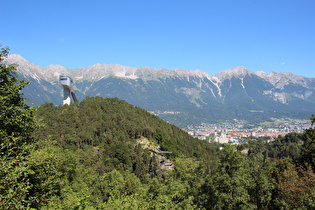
31,96,315,209
0,46,37,208
34,96,218,161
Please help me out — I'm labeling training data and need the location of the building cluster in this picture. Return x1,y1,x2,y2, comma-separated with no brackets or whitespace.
185,118,312,145
149,110,183,116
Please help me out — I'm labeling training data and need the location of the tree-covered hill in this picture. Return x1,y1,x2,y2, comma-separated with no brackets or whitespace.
31,96,221,208
34,96,218,160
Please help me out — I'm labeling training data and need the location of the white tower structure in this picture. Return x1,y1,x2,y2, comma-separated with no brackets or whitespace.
59,75,77,105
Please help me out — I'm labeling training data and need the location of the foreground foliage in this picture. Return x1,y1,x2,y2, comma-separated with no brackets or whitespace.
0,46,37,208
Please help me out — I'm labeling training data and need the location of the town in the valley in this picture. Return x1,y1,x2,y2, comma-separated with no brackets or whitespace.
184,118,312,145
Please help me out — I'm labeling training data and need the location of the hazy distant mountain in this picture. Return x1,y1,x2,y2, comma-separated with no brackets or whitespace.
5,54,315,127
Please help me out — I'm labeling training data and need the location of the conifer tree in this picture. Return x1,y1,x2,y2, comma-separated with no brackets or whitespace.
0,45,36,208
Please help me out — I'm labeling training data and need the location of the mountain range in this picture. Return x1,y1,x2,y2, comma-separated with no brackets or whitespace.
5,54,315,127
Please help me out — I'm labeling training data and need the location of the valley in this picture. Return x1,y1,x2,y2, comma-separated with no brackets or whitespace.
185,117,312,143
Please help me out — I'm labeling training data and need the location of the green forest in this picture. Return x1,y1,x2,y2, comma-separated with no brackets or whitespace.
1,46,315,209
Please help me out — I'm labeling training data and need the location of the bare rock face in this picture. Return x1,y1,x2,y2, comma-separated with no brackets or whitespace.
257,71,311,89
157,155,174,171
136,137,173,171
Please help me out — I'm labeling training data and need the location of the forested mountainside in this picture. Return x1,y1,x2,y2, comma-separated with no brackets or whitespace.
34,97,217,160
2,44,315,209
6,54,315,127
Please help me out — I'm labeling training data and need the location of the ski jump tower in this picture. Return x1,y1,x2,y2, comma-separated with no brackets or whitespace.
59,75,77,105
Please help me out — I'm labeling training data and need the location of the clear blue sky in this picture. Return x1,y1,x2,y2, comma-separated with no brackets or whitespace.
1,0,314,77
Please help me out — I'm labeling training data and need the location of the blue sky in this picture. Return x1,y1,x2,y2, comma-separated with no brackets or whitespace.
1,0,314,77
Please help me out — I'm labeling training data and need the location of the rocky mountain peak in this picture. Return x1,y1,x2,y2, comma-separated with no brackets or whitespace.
4,54,24,63
41,64,69,80
255,71,267,78
257,71,311,89
5,54,45,80
5,54,314,91
5,54,33,67
214,66,254,81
